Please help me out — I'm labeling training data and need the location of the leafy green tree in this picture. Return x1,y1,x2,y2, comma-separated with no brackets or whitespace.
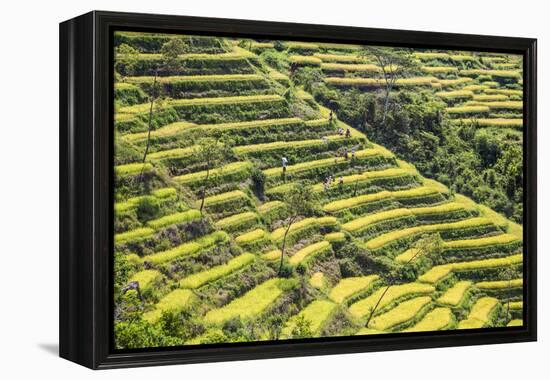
291,315,313,338
278,183,318,276
360,46,416,123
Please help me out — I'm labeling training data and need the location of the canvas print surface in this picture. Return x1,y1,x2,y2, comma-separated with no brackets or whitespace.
113,31,524,350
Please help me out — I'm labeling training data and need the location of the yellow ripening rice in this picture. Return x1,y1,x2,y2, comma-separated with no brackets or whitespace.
203,190,248,206
418,254,523,284
289,55,322,66
321,63,382,72
126,73,265,84
507,319,523,327
403,307,454,332
115,162,154,177
270,216,337,241
309,272,325,289
128,269,162,291
233,135,345,155
476,278,523,290
325,232,346,242
204,278,289,324
369,296,432,331
413,52,450,60
214,211,257,229
348,282,434,319
438,77,473,87
146,209,201,230
262,249,281,261
174,161,251,185
325,76,437,88
143,289,195,323
437,281,472,307
342,208,413,233
314,53,363,63
436,90,474,99
364,217,494,251
289,241,331,266
446,105,490,115
442,233,520,249
450,118,523,129
147,146,195,160
463,100,523,110
235,229,267,244
328,275,379,303
458,297,499,329
281,300,338,337
179,253,255,289
142,231,229,264
263,148,384,177
422,66,458,74
508,301,523,310
311,167,412,193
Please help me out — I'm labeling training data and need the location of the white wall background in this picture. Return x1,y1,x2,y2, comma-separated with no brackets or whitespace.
0,0,546,378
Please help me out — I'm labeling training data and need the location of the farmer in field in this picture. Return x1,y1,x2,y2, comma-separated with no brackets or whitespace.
322,136,328,144
282,156,288,173
345,128,351,138
351,147,356,159
338,176,344,190
329,110,333,126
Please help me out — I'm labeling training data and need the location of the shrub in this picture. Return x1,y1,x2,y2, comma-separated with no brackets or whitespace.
281,300,337,338
135,196,161,222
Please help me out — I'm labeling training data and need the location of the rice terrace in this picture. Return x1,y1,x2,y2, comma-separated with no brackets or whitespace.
113,31,524,349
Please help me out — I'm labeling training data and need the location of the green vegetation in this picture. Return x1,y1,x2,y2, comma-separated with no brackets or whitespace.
113,33,523,348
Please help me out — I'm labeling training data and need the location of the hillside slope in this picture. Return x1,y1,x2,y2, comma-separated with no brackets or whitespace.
113,33,523,349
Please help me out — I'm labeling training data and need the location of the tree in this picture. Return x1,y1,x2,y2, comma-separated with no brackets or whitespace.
278,183,318,275
364,234,441,328
194,138,224,215
360,46,415,123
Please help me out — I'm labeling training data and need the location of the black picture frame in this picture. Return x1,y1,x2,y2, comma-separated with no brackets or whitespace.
59,10,537,370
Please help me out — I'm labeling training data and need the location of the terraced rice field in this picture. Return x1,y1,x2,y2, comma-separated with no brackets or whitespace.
113,32,524,350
